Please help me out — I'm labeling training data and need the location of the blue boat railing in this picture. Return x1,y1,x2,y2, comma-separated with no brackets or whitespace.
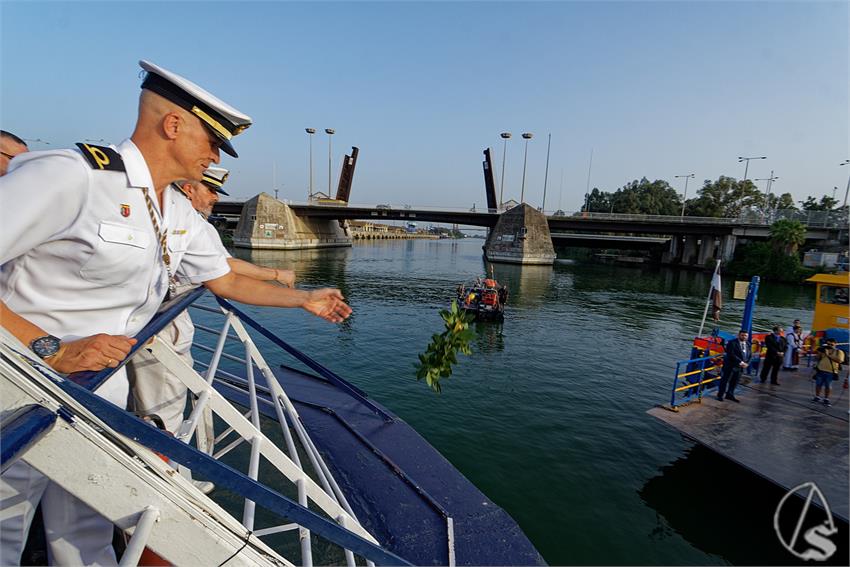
669,354,724,409
33,289,412,567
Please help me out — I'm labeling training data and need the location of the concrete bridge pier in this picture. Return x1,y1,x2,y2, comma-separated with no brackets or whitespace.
661,235,681,264
233,192,352,250
680,235,698,265
697,235,717,266
720,234,737,262
483,204,556,265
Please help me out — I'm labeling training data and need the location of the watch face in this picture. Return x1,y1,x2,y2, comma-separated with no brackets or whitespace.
31,335,61,359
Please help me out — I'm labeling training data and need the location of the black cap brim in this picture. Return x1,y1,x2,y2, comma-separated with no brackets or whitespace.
206,127,238,158
202,180,229,196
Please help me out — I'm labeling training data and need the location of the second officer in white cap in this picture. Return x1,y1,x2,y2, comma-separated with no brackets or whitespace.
129,166,295,443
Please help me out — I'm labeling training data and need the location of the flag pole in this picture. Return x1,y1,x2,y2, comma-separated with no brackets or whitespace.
698,260,721,337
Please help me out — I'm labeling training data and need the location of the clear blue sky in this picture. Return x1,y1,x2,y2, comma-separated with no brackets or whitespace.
2,1,847,211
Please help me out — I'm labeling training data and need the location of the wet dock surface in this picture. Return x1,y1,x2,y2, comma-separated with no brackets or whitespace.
648,367,849,522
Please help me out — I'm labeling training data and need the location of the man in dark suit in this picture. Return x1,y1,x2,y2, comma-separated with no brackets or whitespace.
717,329,751,402
760,325,786,385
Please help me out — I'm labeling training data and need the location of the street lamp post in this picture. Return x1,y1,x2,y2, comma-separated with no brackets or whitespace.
325,128,335,197
755,170,779,220
737,155,766,182
584,148,593,213
305,128,316,200
675,173,695,217
840,160,850,209
542,133,552,212
499,132,511,209
520,132,533,203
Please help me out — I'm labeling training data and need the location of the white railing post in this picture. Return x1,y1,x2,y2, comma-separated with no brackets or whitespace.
118,506,160,567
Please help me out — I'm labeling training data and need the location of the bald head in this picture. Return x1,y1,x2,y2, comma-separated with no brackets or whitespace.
131,90,222,192
0,130,29,176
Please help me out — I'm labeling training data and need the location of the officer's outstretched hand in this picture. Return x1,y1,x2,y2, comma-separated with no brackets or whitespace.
302,288,352,323
50,334,138,374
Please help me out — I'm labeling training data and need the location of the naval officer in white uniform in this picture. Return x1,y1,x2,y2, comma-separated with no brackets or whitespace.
129,166,295,437
0,60,351,566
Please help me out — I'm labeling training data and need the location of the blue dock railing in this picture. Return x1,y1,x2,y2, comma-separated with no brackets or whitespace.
670,354,723,409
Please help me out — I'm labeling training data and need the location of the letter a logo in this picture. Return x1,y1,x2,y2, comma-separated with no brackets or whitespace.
774,482,837,561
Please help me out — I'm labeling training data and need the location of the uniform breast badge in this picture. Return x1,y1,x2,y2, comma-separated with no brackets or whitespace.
120,204,131,217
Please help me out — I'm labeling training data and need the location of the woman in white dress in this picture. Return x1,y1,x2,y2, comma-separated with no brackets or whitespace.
782,325,802,370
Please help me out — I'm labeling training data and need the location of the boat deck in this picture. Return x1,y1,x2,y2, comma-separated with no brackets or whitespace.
215,363,545,566
648,367,849,522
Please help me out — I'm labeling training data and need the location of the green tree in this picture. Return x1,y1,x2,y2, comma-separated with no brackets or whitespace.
612,178,682,215
769,219,806,256
726,241,814,283
799,194,839,211
685,176,762,218
766,192,797,211
584,188,612,212
583,178,682,215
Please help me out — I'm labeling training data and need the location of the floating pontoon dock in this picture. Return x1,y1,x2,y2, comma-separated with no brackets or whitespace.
648,368,848,522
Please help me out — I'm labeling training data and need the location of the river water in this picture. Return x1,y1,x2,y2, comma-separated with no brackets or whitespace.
225,238,841,565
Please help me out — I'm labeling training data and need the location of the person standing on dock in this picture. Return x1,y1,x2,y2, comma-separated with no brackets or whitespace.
717,329,751,402
782,323,802,371
760,326,786,385
813,338,845,407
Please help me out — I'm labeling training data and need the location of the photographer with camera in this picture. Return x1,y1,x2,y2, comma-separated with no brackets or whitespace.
813,338,845,407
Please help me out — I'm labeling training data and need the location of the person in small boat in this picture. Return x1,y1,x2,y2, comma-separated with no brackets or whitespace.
128,167,295,438
0,61,350,566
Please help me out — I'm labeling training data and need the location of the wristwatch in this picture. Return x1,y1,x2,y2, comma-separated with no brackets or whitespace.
30,335,61,360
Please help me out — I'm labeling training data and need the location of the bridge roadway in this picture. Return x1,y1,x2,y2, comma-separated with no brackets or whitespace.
213,202,834,240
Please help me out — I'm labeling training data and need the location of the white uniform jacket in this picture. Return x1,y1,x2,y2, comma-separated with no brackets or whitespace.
0,139,230,343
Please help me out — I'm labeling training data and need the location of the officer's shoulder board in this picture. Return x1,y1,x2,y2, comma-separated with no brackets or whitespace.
75,143,125,172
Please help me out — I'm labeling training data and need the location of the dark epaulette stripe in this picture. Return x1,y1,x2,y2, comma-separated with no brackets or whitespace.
75,143,126,172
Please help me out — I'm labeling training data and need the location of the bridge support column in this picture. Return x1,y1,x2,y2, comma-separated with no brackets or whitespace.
484,204,555,265
720,234,737,262
233,192,352,250
661,236,681,264
680,235,698,265
697,235,717,267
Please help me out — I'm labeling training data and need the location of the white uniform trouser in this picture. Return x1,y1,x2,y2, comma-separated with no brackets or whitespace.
127,310,195,433
0,370,129,566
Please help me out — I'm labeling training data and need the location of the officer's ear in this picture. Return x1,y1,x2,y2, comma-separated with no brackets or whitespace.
162,112,182,141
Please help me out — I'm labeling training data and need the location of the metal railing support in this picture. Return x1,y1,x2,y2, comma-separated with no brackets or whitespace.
118,506,160,567
242,435,262,530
